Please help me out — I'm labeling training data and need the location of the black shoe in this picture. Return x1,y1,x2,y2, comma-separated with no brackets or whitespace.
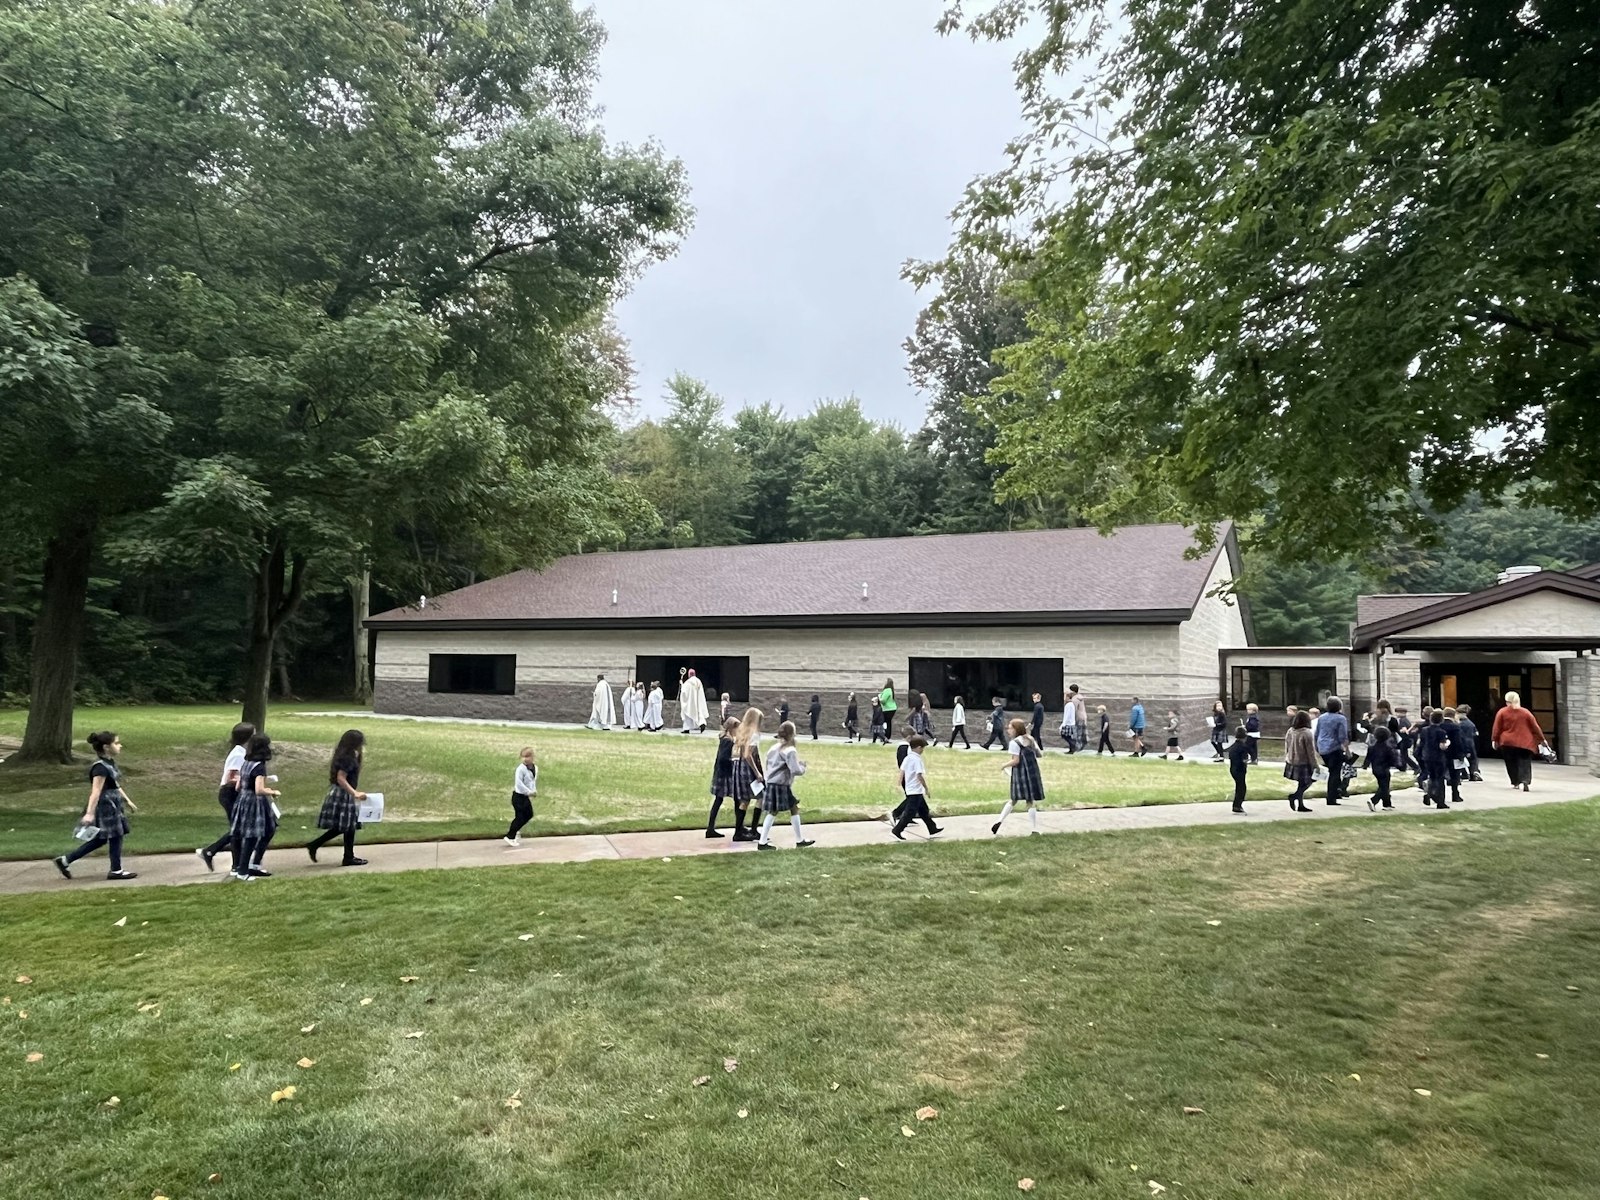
1231,805,1245,814
1326,800,1342,806
340,857,368,867
891,829,906,840
197,847,216,872
1296,804,1312,813
246,866,272,877
1522,783,1530,792
53,856,72,879
107,870,138,880
307,843,319,862
1366,798,1377,812
705,829,725,839
927,825,944,836
796,839,815,848
1381,803,1395,810
991,822,1001,835
756,842,775,851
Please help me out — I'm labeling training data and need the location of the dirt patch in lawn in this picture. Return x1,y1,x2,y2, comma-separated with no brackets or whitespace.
1229,867,1354,911
911,1009,1033,1095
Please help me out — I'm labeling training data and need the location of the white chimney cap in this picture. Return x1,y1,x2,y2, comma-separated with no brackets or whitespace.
1496,565,1541,585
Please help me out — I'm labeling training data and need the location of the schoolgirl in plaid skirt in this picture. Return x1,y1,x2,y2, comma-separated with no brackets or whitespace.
308,729,369,867
705,716,738,839
229,733,281,880
757,722,815,850
53,731,140,881
729,707,765,841
992,719,1046,836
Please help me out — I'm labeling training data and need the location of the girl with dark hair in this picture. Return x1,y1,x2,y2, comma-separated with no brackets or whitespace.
706,716,738,838
53,731,139,880
198,721,255,873
308,729,369,866
230,733,281,879
1209,701,1228,761
843,692,860,742
808,694,822,741
878,678,898,740
1282,710,1316,813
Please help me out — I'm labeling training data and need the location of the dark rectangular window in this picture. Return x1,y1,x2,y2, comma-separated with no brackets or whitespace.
635,656,751,704
1230,665,1334,711
428,653,516,695
908,658,1063,711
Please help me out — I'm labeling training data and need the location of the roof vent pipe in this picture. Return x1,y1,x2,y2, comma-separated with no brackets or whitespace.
419,595,427,610
1496,565,1541,586
612,587,618,606
861,581,869,600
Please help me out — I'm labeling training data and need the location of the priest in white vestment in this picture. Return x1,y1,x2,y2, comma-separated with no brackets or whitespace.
678,668,709,733
621,678,638,729
587,674,615,730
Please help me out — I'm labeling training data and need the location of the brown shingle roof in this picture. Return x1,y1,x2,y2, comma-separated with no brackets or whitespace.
368,524,1236,629
1355,593,1461,629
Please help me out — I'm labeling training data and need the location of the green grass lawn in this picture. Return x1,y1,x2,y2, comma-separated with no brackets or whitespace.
3,799,1598,1198
0,705,1392,861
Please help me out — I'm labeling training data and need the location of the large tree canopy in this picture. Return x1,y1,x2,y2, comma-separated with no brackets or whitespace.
938,0,1600,559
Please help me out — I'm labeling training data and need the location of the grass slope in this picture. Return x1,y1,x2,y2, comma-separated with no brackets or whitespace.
0,706,1385,861
2,801,1598,1198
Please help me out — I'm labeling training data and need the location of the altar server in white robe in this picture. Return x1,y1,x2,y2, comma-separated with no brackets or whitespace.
645,681,665,731
679,668,709,733
587,674,616,730
621,678,639,729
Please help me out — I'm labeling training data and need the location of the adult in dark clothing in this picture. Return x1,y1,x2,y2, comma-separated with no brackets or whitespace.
1227,723,1251,814
1393,707,1415,773
981,698,1008,750
1416,710,1452,808
1314,696,1352,805
808,695,822,741
1365,727,1399,811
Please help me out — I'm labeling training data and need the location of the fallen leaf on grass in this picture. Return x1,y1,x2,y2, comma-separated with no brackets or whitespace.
600,1042,615,1050
399,976,419,983
692,1075,711,1087
137,1002,159,1013
915,1106,938,1121
1205,920,1222,927
104,1096,120,1108
300,1023,317,1033
153,1193,169,1200
25,1052,43,1063
723,1057,738,1073
1413,1088,1432,1097
207,1174,221,1184
1018,1181,1035,1193
17,1011,27,1019
270,1085,297,1104
1566,986,1580,993
1536,1053,1550,1060
1348,1074,1361,1081
228,1063,241,1072
112,917,127,927
1182,1106,1205,1115
403,1031,425,1039
517,934,536,942
737,1108,749,1118
1148,1183,1167,1195
1055,1104,1066,1112
296,1058,316,1069
830,1082,840,1092
900,1125,916,1138
359,998,374,1006
504,1091,523,1109
673,896,684,902
16,976,32,984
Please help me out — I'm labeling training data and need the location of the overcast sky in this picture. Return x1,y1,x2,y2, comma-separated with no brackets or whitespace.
586,0,1025,428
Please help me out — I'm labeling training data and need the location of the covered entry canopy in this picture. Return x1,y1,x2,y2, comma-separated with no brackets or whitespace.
1351,566,1600,764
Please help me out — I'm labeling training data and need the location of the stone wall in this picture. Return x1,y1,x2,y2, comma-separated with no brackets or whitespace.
1561,656,1600,772
372,623,1228,745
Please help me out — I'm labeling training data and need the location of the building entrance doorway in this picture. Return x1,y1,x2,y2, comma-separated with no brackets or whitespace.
1421,662,1558,759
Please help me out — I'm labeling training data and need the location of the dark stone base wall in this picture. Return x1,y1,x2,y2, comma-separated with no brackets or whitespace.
375,679,1223,751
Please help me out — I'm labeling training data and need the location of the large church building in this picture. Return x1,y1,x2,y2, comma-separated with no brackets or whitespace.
367,523,1253,737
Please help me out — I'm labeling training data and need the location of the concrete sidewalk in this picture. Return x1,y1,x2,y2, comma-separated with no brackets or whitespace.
3,765,1595,896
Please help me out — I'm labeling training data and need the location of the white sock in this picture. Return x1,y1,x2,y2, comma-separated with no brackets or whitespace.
791,814,804,841
1028,804,1039,831
760,812,776,843
997,800,1015,824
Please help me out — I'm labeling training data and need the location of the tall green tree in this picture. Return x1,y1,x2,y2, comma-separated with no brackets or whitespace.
732,402,805,544
618,375,748,548
937,0,1600,559
2,0,689,736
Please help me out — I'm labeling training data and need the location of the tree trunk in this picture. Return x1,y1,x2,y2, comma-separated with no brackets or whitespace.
14,514,97,764
241,536,308,732
351,568,372,705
